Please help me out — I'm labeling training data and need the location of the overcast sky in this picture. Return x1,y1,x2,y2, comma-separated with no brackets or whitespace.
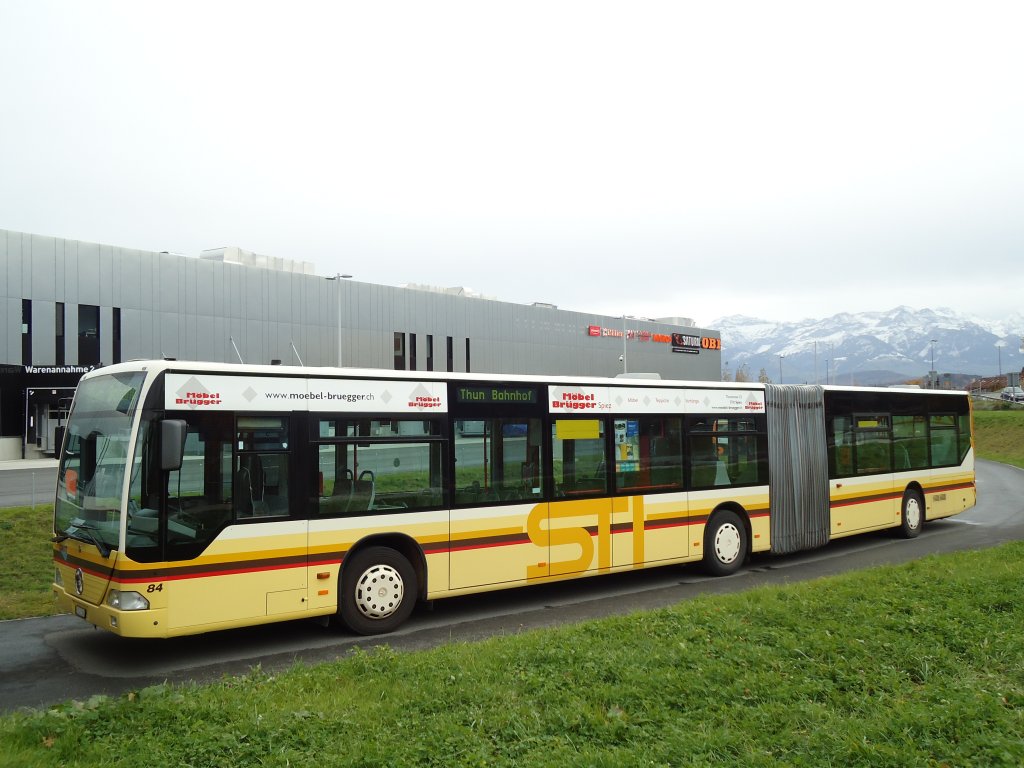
2,1,1022,328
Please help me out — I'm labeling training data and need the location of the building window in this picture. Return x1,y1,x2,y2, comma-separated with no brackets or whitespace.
112,308,122,364
426,335,434,372
78,307,100,366
22,299,32,365
465,338,471,373
409,333,417,371
446,336,454,373
78,305,100,366
393,332,406,371
55,303,65,365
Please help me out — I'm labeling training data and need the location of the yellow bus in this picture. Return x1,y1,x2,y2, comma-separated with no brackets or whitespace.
52,361,976,637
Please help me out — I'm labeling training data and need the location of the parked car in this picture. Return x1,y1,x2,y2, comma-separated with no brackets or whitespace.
1000,386,1024,402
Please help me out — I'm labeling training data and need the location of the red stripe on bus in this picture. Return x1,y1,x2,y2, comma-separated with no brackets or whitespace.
830,492,903,509
926,481,975,493
116,560,307,583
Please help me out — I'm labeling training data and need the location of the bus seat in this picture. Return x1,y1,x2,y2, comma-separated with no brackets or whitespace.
331,468,354,508
349,470,376,512
455,481,481,505
234,466,254,517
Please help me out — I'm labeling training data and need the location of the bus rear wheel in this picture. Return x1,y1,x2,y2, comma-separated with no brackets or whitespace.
338,546,417,635
703,509,747,576
898,490,924,539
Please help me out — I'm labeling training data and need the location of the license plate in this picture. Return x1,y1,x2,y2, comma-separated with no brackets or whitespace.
75,605,87,619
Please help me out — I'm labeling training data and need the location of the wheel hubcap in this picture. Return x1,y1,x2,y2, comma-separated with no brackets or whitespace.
714,523,742,564
354,564,404,619
905,497,921,530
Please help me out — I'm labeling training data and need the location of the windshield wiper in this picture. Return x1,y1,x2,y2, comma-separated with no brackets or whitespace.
54,521,114,558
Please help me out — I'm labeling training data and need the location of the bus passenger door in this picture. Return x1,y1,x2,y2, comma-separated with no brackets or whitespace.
542,496,614,577
542,418,612,577
450,501,547,589
830,414,897,534
449,416,548,589
615,417,690,566
154,412,308,632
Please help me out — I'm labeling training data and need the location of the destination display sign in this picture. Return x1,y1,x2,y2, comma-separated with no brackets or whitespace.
455,385,537,405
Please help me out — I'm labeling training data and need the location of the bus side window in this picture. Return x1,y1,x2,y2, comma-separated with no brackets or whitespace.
551,419,606,496
688,435,721,489
929,414,957,467
130,411,234,563
829,417,854,477
454,418,543,504
892,415,928,470
852,414,891,475
313,417,446,515
615,417,684,493
235,416,290,518
957,412,971,464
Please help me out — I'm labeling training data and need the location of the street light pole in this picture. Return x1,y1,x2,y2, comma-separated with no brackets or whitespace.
621,314,636,374
930,339,937,388
622,315,628,374
327,273,353,367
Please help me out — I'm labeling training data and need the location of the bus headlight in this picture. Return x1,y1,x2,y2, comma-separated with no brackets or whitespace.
106,590,150,611
55,567,64,587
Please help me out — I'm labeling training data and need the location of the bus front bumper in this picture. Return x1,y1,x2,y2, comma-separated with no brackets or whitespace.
54,585,168,638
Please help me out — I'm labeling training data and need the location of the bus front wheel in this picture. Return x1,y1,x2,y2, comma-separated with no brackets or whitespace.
702,509,748,576
338,546,417,635
898,490,924,539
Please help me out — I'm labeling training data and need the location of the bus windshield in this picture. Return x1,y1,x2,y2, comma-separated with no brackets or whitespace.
54,371,146,553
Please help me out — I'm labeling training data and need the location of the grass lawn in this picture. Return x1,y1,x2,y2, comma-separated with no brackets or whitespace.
1,543,1022,766
973,409,1024,469
0,505,62,620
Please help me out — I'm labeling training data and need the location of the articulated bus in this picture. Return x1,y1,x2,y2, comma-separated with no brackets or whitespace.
52,361,976,638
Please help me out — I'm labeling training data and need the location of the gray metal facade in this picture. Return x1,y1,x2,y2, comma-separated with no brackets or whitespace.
1,227,721,440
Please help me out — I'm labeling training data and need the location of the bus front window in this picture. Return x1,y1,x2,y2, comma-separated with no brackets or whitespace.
55,372,146,553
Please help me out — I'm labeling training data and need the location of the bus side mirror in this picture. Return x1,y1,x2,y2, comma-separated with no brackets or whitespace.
160,419,188,472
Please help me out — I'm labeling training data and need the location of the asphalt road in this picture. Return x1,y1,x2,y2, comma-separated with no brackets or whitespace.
0,462,58,508
2,460,1022,714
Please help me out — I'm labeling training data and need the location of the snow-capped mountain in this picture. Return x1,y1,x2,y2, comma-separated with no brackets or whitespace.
712,306,1024,385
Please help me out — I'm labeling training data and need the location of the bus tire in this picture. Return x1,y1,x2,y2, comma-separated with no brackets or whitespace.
898,489,924,539
338,546,417,635
703,509,747,576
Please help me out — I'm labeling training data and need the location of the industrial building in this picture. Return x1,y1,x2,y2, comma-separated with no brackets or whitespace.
1,228,721,459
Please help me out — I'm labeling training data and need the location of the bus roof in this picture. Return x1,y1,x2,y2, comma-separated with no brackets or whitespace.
81,359,768,392
81,360,968,397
